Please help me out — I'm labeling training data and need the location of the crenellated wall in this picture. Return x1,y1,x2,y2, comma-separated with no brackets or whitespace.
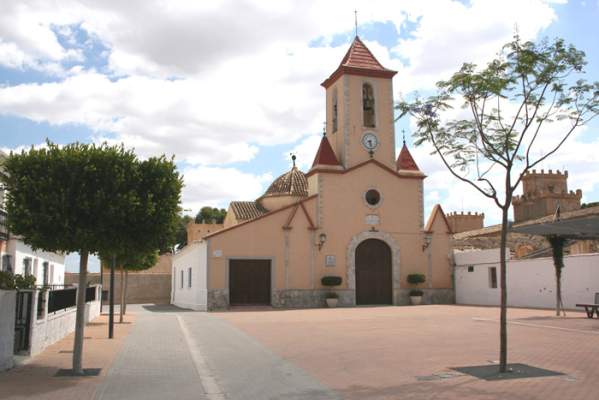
446,211,484,233
512,169,582,222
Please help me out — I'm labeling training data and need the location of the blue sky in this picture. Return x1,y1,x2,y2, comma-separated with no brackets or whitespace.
1,1,598,271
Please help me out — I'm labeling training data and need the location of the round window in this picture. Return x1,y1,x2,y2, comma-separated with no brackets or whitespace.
365,189,381,206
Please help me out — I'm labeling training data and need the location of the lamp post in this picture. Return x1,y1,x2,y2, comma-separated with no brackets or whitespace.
109,254,115,339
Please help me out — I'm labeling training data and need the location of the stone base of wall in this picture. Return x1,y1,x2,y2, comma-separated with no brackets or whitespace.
206,288,454,310
207,289,229,311
273,289,355,308
394,288,455,306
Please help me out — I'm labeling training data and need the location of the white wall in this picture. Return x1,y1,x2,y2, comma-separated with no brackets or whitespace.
455,249,599,310
172,241,207,311
29,285,101,356
6,238,65,286
0,290,15,371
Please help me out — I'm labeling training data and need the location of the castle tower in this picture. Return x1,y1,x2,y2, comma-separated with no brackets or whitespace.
321,37,397,170
512,169,582,223
446,212,485,233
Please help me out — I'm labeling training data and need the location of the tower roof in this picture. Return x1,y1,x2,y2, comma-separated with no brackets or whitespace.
396,142,420,171
311,135,340,168
322,36,397,88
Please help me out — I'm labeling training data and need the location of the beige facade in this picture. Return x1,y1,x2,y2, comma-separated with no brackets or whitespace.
185,37,454,310
446,212,484,234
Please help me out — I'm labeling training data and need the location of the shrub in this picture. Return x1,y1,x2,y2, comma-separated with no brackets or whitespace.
326,292,339,299
14,274,36,289
0,271,15,290
321,276,342,287
407,274,426,285
409,289,423,297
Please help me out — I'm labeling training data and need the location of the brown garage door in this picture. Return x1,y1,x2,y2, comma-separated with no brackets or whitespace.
355,239,392,305
229,259,271,305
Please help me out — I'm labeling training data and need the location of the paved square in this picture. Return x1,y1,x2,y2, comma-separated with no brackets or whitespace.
216,305,599,400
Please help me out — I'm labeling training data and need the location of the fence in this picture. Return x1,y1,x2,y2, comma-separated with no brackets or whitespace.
28,285,101,356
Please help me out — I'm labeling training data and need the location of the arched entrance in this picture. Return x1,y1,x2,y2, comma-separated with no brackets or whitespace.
355,239,392,305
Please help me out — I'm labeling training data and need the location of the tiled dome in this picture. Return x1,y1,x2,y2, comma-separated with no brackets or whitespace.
263,167,308,198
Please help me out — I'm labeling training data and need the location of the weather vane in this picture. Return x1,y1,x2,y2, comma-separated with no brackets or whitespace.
402,129,406,144
322,121,327,136
354,10,358,37
290,153,296,168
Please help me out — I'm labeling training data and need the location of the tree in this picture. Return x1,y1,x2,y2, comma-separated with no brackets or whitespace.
100,249,159,321
195,206,226,224
173,214,193,250
3,142,182,375
397,36,598,372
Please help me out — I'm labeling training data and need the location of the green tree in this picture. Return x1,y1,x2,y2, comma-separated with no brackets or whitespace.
397,36,598,372
100,249,159,321
173,214,193,249
195,206,226,224
3,142,181,375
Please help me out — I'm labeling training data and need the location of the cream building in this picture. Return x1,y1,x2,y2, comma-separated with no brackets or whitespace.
172,37,454,310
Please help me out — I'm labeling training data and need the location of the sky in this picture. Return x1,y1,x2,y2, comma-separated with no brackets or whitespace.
1,0,598,271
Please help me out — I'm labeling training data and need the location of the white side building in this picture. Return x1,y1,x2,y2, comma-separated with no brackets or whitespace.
171,241,208,310
455,248,599,309
2,238,65,286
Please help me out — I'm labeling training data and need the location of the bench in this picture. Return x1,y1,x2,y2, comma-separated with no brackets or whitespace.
576,304,599,319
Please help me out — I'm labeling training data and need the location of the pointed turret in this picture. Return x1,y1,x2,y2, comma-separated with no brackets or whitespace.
396,142,420,171
321,36,397,88
311,135,340,169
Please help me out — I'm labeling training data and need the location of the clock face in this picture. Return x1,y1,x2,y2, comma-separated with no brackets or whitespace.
361,132,379,151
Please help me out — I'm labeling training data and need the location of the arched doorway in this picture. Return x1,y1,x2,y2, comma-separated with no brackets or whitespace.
355,239,392,305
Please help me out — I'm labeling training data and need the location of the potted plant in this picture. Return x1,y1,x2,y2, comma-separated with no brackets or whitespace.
321,276,342,308
407,274,426,305
325,292,339,308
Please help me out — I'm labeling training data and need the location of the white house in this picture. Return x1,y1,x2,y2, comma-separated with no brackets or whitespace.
454,248,599,310
171,241,208,310
2,237,66,286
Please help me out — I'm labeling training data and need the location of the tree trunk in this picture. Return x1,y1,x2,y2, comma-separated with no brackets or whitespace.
124,270,129,315
72,250,88,375
499,208,509,373
549,236,566,317
119,266,124,323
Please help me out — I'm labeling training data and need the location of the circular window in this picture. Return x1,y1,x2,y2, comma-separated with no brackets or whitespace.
365,189,381,206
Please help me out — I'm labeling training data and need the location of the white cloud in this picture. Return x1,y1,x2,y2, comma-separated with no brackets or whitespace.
180,165,272,213
0,0,577,216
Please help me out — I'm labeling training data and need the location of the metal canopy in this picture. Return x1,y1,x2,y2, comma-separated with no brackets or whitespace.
511,216,599,239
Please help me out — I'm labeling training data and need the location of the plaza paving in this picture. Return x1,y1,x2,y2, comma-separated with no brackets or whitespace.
1,304,598,399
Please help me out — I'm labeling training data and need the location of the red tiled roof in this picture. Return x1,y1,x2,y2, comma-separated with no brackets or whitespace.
229,201,267,221
396,142,420,171
311,135,340,168
322,36,397,88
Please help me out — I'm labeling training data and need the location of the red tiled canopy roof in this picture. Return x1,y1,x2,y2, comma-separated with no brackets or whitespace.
311,135,340,168
322,36,397,88
396,142,420,171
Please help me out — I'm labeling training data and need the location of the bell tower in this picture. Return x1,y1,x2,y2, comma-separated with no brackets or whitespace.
321,37,397,169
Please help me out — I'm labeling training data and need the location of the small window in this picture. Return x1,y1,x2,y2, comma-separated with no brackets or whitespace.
180,269,184,289
489,267,498,289
467,266,474,272
23,258,32,276
188,268,192,288
365,189,381,207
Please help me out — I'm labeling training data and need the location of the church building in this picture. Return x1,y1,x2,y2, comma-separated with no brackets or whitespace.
172,37,454,310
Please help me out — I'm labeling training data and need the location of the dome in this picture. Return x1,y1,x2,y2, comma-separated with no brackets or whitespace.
258,166,308,211
264,167,308,197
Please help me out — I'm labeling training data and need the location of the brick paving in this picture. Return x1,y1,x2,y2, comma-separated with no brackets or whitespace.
216,305,599,400
0,313,134,400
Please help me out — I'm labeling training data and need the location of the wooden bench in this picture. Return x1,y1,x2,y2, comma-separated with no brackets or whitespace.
576,304,599,319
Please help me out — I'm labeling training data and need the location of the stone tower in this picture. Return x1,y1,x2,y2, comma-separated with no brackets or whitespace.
512,169,582,223
321,36,397,170
446,211,485,233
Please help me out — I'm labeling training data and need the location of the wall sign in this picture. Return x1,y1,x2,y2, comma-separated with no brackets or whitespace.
325,255,336,267
212,249,223,257
365,214,380,225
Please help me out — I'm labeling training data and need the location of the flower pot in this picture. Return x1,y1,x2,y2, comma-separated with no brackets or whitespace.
326,298,338,308
410,295,422,305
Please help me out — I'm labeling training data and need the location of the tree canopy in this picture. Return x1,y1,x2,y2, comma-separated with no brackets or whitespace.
195,206,226,224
